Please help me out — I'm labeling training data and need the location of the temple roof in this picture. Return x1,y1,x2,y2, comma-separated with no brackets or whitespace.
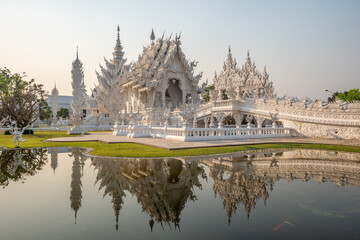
214,48,274,99
122,33,202,90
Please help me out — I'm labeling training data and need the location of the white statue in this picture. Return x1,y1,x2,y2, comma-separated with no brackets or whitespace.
216,112,226,128
245,115,253,128
9,122,29,147
269,111,279,128
8,151,28,176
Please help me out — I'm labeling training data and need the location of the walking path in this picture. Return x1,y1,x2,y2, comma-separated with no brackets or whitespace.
45,133,360,150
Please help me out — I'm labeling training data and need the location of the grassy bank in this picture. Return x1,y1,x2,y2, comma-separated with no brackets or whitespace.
1,131,359,158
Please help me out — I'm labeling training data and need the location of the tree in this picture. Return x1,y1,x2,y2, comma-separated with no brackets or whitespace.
336,89,360,102
0,68,47,128
327,89,360,103
327,91,340,103
57,107,69,118
202,84,214,103
40,104,52,121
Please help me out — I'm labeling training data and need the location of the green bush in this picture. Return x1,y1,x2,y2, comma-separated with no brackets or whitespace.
3,129,34,135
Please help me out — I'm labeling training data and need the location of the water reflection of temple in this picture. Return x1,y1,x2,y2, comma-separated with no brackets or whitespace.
50,147,58,175
74,148,360,227
200,149,360,223
92,157,206,230
205,159,270,223
69,148,87,224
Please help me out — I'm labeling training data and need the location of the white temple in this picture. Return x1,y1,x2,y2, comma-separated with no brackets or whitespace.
69,48,88,134
76,27,360,140
51,82,59,126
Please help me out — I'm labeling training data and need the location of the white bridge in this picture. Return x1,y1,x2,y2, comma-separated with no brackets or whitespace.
90,97,360,141
194,98,360,140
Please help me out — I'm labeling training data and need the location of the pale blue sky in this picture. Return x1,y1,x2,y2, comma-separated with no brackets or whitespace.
1,0,359,100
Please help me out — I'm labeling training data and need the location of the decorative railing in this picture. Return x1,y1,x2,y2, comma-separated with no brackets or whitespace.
178,127,293,141
112,125,293,142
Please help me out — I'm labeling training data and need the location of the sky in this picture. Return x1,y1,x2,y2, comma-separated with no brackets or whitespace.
0,0,359,100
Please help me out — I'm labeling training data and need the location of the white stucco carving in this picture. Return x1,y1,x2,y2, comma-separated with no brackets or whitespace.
69,48,87,134
51,83,59,126
74,28,359,140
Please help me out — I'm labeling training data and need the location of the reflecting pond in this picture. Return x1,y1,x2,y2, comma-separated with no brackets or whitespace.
1,147,360,240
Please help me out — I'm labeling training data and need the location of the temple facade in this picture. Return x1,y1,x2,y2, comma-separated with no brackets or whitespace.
213,48,274,101
120,31,203,112
88,27,203,130
78,27,360,140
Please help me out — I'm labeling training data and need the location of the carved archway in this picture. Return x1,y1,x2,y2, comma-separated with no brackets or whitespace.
262,119,273,127
165,79,183,110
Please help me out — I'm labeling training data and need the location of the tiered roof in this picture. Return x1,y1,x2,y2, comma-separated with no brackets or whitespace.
214,47,274,99
123,33,202,92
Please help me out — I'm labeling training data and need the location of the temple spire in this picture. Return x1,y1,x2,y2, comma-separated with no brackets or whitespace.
227,46,233,61
150,28,155,42
113,25,124,62
245,49,252,68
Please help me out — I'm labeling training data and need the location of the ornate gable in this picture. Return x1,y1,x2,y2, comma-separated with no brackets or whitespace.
214,48,274,99
125,34,202,91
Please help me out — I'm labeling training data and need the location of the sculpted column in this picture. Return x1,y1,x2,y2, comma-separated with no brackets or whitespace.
256,117,264,128
233,113,244,128
204,117,209,128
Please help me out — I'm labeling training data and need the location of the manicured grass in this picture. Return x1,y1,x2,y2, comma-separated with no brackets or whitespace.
1,131,359,158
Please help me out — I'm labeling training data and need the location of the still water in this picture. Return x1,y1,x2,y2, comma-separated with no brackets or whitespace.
0,147,360,240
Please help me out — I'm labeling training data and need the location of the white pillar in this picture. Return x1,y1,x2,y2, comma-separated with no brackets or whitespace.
233,113,243,128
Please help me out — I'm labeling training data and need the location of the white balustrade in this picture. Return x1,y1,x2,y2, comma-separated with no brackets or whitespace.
111,123,293,141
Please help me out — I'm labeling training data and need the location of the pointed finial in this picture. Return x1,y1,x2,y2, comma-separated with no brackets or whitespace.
247,49,250,57
113,25,124,61
54,81,57,89
150,28,155,41
76,46,79,59
149,219,154,232
75,210,78,224
228,46,231,53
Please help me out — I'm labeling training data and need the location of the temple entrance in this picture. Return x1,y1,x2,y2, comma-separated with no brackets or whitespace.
165,79,183,110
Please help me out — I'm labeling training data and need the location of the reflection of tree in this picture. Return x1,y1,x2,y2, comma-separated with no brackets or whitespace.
69,148,87,224
0,148,47,188
50,147,58,175
91,157,206,230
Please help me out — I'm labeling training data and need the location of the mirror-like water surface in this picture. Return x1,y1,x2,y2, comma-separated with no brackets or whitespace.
1,147,360,240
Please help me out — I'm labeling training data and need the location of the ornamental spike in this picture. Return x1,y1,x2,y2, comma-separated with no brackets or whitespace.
150,28,155,41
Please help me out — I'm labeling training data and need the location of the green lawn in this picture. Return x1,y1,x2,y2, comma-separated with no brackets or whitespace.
1,131,359,158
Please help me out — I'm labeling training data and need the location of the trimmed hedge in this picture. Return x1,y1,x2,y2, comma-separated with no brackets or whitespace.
3,129,34,135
